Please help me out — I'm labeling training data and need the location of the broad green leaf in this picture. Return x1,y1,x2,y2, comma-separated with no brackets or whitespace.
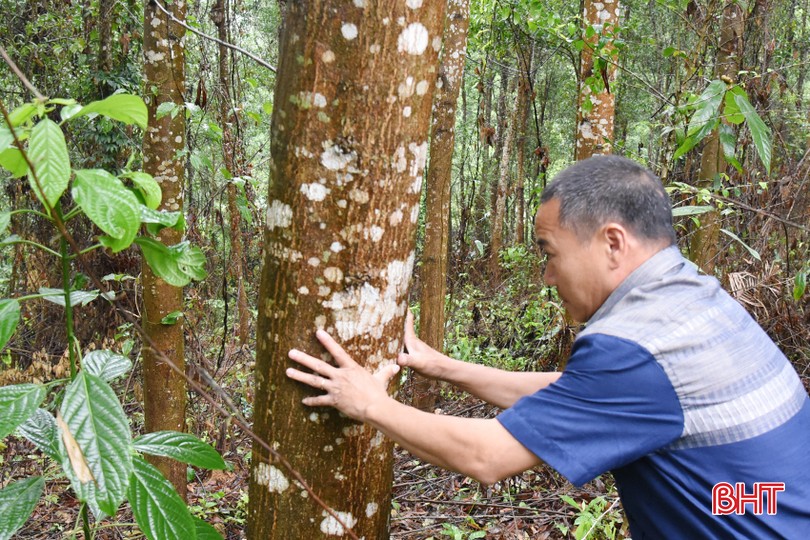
718,124,742,174
0,212,9,236
133,431,226,470
73,94,148,130
687,79,726,138
734,93,772,174
82,350,133,382
121,171,162,209
160,311,183,325
793,270,807,302
155,102,178,120
60,103,83,122
723,88,745,124
72,169,141,252
720,229,761,261
0,126,12,152
671,205,714,217
0,298,20,351
0,147,28,177
135,238,207,287
38,287,99,307
140,207,182,230
193,517,224,540
672,135,699,162
59,372,132,516
0,383,46,439
7,103,37,127
0,476,45,540
27,118,70,209
128,455,196,540
18,408,60,460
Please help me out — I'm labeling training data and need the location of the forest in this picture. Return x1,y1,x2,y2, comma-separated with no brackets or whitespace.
0,0,808,538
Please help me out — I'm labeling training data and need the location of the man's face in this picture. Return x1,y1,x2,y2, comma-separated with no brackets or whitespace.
534,198,612,323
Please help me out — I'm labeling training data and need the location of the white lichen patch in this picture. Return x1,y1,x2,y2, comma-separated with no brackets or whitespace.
322,254,415,340
348,189,370,204
324,267,344,283
341,23,358,40
416,80,430,95
393,145,407,173
397,23,429,55
254,463,290,494
331,242,344,252
410,204,420,223
408,141,429,179
389,208,404,226
370,430,385,448
315,315,327,328
366,502,379,517
267,243,303,263
369,43,381,54
387,338,401,354
321,143,358,172
320,511,357,536
369,226,384,242
406,0,423,8
298,286,310,295
266,200,293,230
308,257,321,267
432,36,442,52
402,106,412,118
322,50,336,63
353,0,366,7
398,76,416,98
337,199,348,209
301,183,330,201
309,412,321,423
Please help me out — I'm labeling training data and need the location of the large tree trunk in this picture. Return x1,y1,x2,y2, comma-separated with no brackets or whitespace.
212,0,250,345
248,2,445,538
575,0,620,160
141,0,188,498
414,0,470,412
689,2,744,273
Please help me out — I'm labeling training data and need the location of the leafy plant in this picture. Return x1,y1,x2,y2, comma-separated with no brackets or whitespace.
0,94,216,539
557,493,623,540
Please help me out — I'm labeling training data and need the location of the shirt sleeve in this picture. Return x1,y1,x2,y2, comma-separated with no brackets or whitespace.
497,333,684,486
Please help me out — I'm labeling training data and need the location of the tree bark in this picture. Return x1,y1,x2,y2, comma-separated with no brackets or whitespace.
414,0,470,412
488,73,517,281
575,0,620,160
514,44,533,246
141,0,188,499
248,2,445,538
689,2,744,273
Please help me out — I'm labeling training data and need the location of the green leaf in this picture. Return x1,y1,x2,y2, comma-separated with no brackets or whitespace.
687,79,725,138
0,147,28,177
133,431,226,470
160,311,184,325
262,101,273,115
0,383,46,439
121,172,162,209
723,88,745,124
0,212,8,236
72,169,141,252
155,102,178,120
0,476,45,540
793,270,807,302
135,238,207,287
0,299,20,351
671,205,714,217
193,517,224,540
38,287,99,307
73,94,148,130
140,207,182,230
27,118,70,209
82,350,133,382
128,455,196,540
718,124,742,173
734,93,772,174
7,103,37,127
672,135,699,162
59,372,132,516
60,103,83,122
0,125,13,152
720,229,760,261
18,409,60,460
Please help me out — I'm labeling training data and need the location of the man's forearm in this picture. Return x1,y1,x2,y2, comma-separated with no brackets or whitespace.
433,354,561,408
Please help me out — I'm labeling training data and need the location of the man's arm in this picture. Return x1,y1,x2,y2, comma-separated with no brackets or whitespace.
286,330,541,485
399,312,561,409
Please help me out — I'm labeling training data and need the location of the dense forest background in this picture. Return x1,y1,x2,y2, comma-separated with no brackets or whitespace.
0,0,808,538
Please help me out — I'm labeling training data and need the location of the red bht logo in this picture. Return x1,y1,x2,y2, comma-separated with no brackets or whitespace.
712,482,785,515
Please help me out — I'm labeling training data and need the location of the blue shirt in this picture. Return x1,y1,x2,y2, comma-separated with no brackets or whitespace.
497,246,810,538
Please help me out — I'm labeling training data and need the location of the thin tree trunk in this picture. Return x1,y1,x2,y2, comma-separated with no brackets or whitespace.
414,0,471,412
575,0,620,160
515,44,532,246
141,0,188,499
248,2,445,538
488,73,517,281
689,2,744,273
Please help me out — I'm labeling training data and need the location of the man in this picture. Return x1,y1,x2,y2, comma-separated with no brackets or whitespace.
287,155,810,537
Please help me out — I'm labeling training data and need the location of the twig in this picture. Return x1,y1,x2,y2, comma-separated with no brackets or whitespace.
152,0,276,73
0,46,45,101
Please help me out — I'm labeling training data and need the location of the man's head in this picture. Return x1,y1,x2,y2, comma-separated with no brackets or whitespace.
534,156,675,322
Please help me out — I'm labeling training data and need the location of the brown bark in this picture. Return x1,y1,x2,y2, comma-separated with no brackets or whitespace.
575,0,620,160
414,0,470,412
141,0,188,498
514,46,533,246
689,2,744,273
248,2,445,538
488,73,517,281
212,0,250,345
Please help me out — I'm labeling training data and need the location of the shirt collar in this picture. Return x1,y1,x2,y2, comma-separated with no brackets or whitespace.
587,245,686,325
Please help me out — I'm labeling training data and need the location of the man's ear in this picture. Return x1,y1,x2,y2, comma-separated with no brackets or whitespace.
602,222,629,266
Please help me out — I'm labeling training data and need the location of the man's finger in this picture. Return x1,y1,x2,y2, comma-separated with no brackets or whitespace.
403,310,416,348
286,367,328,390
288,348,336,377
315,329,357,367
375,363,400,385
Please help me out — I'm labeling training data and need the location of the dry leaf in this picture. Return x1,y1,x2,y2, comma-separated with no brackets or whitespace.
56,410,95,484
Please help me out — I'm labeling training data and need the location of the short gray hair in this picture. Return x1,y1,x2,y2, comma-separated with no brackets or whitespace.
540,155,676,245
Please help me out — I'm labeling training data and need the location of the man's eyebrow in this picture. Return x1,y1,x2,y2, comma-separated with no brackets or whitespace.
535,238,547,249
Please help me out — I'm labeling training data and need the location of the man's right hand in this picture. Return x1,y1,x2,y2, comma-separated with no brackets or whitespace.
397,310,446,380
